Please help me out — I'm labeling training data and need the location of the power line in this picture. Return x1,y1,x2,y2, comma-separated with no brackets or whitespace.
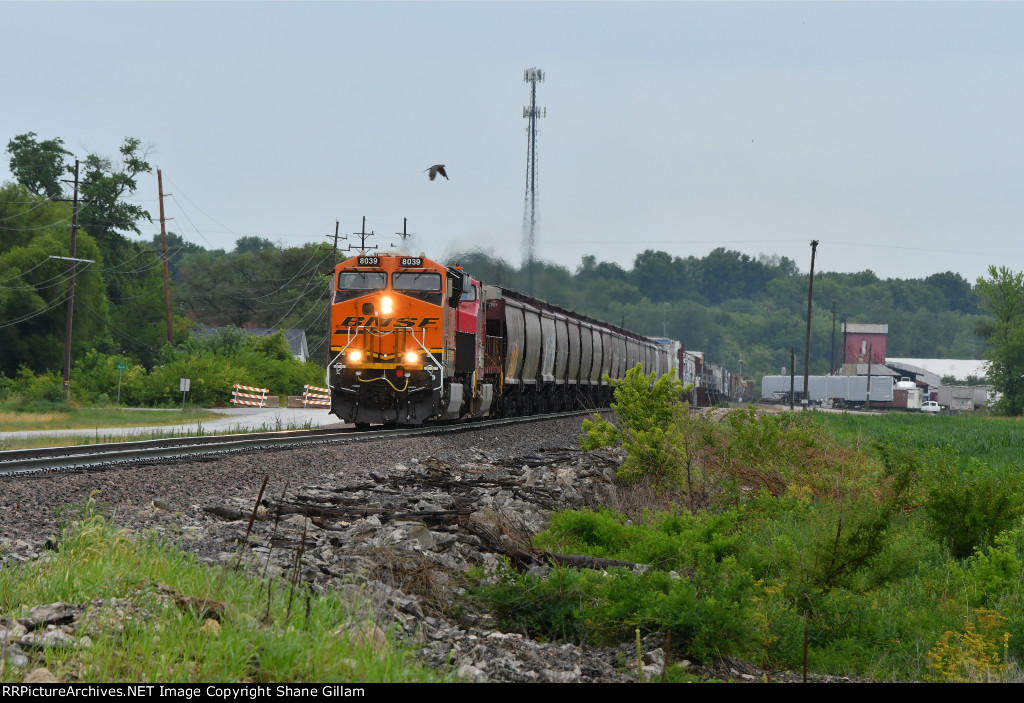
0,212,76,232
167,192,219,249
78,301,162,353
266,268,330,329
0,258,57,284
0,267,82,292
0,198,53,222
0,292,71,329
100,249,185,277
246,249,333,301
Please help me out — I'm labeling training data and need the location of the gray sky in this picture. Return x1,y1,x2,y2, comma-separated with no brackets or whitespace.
2,1,1022,282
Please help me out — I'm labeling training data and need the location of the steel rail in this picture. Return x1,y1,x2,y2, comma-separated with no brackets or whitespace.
0,410,605,477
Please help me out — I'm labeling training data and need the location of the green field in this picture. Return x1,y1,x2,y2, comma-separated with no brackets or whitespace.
811,411,1024,470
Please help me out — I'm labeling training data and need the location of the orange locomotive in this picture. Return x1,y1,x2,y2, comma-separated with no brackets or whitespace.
328,251,676,426
328,252,479,426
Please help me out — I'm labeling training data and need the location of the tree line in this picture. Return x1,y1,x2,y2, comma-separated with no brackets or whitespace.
452,248,986,387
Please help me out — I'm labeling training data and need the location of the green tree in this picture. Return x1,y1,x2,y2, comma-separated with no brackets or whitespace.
976,265,1024,415
234,236,277,254
77,138,152,242
5,133,71,200
0,185,108,376
6,134,167,365
6,134,152,245
632,249,683,303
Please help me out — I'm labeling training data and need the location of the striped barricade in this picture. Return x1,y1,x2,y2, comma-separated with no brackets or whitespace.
231,383,269,407
302,384,331,408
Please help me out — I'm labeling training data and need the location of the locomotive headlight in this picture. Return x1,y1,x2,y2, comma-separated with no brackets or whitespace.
404,351,418,364
380,296,393,314
348,350,362,362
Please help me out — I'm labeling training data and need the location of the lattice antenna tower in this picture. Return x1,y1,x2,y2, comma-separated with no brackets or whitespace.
522,67,546,295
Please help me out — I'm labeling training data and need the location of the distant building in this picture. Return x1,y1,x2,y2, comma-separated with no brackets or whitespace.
842,323,888,367
884,358,988,384
192,324,309,362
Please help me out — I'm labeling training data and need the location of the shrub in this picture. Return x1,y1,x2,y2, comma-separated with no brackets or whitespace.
927,609,1013,682
580,365,696,487
921,451,1024,559
476,558,755,663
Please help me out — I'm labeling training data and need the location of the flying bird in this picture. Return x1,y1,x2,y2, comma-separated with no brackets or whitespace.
426,164,448,181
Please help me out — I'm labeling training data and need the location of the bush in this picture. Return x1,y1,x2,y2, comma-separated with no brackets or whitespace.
921,451,1024,559
476,558,755,663
8,331,327,408
536,507,741,572
0,365,69,407
580,365,696,487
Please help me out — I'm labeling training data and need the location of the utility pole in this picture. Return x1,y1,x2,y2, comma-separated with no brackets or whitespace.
62,160,80,400
841,319,848,375
866,342,873,409
157,170,174,344
394,218,414,250
803,240,818,409
346,216,377,256
830,300,837,375
790,346,796,411
325,220,346,366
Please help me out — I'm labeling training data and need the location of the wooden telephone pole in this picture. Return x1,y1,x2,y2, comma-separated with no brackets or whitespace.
61,160,80,399
157,170,173,344
802,240,819,408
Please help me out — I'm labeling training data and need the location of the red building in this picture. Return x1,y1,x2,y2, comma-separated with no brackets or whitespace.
842,323,887,366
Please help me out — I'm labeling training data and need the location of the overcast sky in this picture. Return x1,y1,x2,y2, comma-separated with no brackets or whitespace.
3,1,1022,282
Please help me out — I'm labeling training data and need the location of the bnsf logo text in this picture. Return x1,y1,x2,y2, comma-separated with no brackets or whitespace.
340,316,439,328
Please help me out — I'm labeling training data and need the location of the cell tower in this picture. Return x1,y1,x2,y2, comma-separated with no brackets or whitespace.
522,67,545,295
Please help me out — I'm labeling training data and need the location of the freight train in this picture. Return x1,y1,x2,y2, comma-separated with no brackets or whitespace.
326,251,745,426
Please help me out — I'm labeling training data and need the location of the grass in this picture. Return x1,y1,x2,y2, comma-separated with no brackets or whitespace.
0,419,321,451
0,406,224,433
0,503,447,683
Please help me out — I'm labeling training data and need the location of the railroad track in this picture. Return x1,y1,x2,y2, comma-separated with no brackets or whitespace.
0,410,606,477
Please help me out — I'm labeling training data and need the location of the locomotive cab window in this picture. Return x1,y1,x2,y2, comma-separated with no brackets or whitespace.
392,272,442,304
459,285,478,302
335,271,386,303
